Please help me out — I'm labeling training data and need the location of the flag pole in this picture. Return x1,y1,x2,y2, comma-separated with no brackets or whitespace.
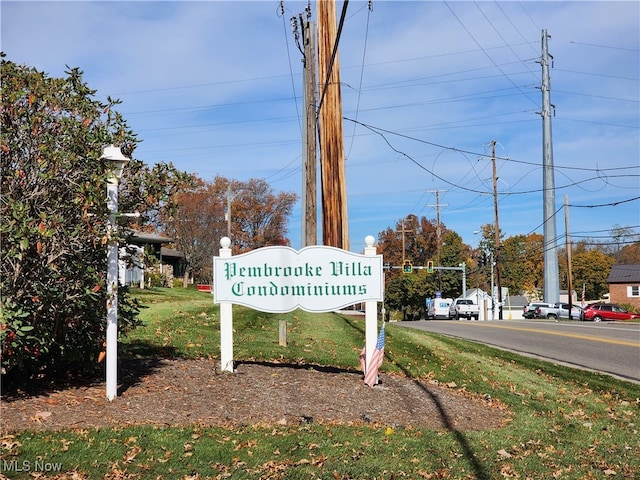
364,236,378,373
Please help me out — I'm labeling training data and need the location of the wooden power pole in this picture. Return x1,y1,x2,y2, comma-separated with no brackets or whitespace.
301,14,317,247
317,0,349,249
396,220,411,264
564,194,573,313
491,141,504,319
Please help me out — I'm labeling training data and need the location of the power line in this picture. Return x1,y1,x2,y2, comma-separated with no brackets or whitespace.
316,0,349,116
569,40,640,53
444,0,539,108
569,196,640,208
345,0,372,160
344,117,639,174
473,1,538,82
279,0,302,139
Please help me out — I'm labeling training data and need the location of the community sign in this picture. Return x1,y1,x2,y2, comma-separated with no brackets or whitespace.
213,245,384,313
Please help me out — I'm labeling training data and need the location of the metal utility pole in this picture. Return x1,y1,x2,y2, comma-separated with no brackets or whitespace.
300,12,317,247
540,29,559,303
491,141,503,319
564,195,573,312
317,0,349,249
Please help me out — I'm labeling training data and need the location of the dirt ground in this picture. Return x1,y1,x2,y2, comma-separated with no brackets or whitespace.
1,358,507,432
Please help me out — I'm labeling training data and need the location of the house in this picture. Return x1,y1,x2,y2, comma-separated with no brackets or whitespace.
607,264,640,309
123,232,186,288
159,246,187,285
559,289,578,303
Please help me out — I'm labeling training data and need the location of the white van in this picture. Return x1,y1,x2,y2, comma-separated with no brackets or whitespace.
427,298,453,319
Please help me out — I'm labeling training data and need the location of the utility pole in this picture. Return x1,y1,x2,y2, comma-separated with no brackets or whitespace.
396,220,411,264
427,189,447,291
491,141,503,319
564,194,573,313
299,11,317,247
427,190,447,268
317,0,348,249
540,29,559,303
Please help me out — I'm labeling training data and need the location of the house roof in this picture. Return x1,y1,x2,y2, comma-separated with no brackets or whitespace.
607,264,640,284
129,231,173,245
161,247,184,259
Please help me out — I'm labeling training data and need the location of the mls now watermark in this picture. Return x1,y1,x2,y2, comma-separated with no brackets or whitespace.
2,459,63,473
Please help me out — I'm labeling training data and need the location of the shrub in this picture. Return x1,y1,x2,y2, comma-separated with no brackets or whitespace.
0,58,140,381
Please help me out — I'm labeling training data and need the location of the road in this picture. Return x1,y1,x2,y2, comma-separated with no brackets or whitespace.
398,319,640,384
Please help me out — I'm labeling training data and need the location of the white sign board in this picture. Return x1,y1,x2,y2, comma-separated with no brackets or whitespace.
213,245,383,313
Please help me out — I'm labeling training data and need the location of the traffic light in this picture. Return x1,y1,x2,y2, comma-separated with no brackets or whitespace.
402,260,413,273
427,260,434,273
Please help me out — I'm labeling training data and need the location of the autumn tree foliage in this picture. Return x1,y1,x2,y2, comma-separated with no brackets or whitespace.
501,233,545,296
227,177,298,253
0,58,192,380
377,214,440,268
378,215,470,317
164,179,226,286
618,242,640,265
377,214,634,316
163,176,297,285
563,241,617,301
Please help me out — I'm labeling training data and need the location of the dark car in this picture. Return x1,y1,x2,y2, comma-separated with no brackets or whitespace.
523,302,553,319
581,303,640,322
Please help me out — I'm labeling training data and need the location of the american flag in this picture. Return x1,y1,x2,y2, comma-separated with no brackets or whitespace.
363,322,386,387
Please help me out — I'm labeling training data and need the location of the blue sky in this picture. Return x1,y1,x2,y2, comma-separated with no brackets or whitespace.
2,1,639,253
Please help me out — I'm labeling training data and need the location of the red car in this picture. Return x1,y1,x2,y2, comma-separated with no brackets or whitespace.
581,303,640,322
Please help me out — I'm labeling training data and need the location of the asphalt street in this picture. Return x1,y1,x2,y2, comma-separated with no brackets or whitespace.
398,319,640,384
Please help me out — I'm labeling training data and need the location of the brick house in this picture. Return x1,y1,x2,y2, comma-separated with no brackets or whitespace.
607,264,640,309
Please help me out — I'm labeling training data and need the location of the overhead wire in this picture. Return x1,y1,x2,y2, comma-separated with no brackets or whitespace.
345,0,372,160
443,0,539,107
344,117,637,198
494,1,539,56
278,0,303,138
91,3,636,245
569,40,640,53
344,117,639,174
317,0,350,116
473,1,538,82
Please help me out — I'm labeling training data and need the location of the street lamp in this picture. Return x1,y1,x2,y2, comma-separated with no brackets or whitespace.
101,144,130,401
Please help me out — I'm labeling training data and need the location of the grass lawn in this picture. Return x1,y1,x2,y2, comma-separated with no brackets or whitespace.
2,287,639,479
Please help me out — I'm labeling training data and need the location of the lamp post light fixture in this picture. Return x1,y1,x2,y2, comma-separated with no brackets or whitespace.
100,144,130,401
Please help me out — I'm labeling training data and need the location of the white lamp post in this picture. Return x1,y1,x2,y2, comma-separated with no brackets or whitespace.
101,144,130,401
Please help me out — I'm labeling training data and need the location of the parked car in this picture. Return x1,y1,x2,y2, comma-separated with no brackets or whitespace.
581,303,640,322
523,302,553,319
536,302,583,320
448,298,480,320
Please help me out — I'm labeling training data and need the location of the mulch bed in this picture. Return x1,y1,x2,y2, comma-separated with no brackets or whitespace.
1,358,507,432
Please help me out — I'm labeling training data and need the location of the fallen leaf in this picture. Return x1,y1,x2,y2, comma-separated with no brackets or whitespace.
497,449,512,459
123,445,141,463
